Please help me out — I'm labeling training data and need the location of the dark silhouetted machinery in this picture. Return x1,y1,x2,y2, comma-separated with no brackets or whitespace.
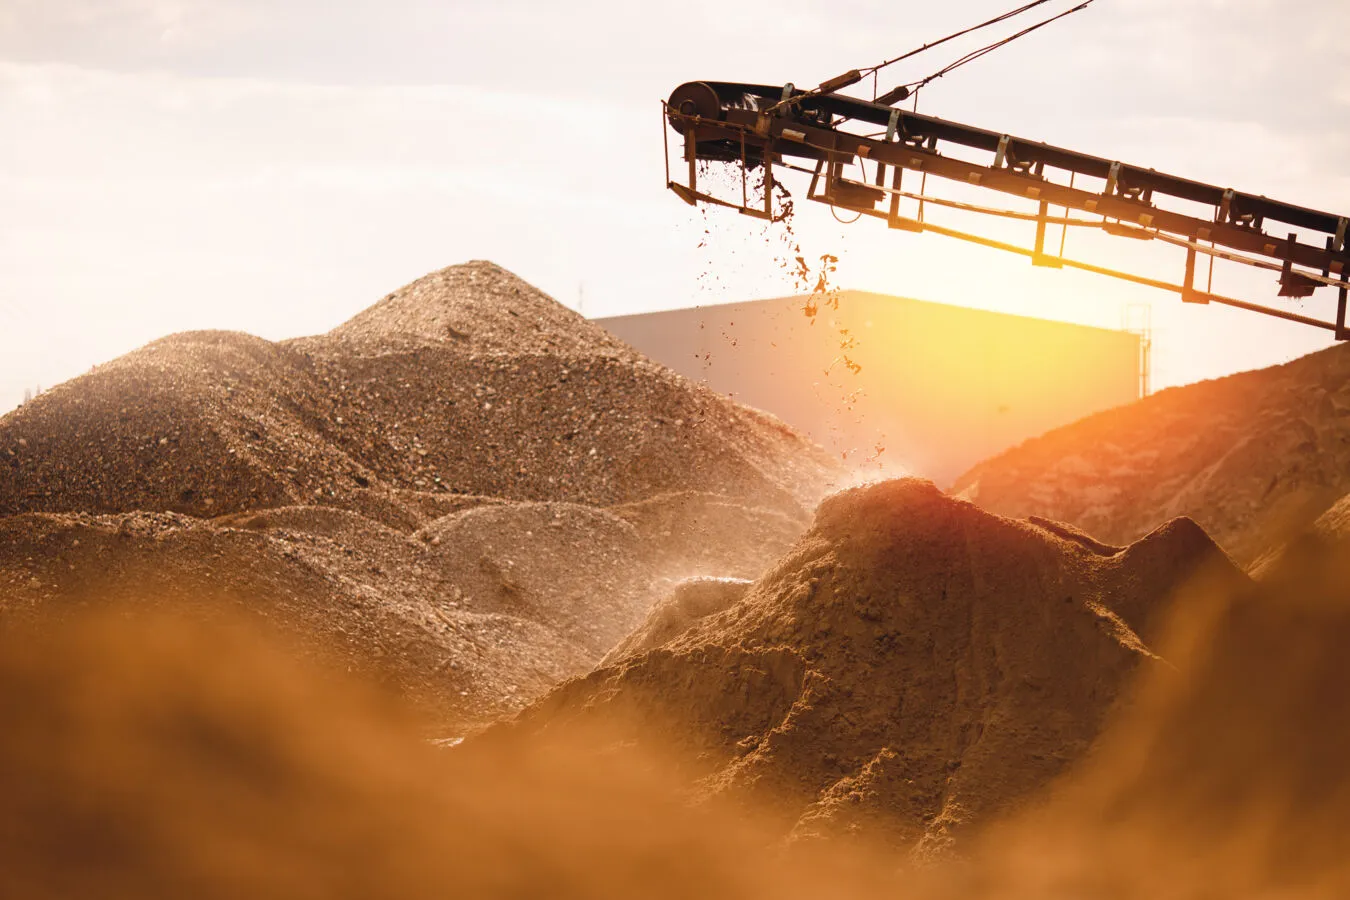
664,79,1349,339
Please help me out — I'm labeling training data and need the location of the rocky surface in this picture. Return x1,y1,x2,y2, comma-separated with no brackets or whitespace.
0,261,842,730
952,343,1350,568
0,262,840,526
504,479,1246,854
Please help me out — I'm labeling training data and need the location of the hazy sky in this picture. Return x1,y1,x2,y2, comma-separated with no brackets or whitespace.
3,0,1348,412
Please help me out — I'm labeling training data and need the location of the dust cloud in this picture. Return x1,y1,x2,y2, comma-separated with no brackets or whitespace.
5,536,1348,899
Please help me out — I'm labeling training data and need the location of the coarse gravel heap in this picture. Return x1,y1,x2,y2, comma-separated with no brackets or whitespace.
0,261,842,526
0,261,843,729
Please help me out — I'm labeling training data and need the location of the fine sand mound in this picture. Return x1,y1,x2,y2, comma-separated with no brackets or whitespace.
973,536,1350,899
952,343,1350,568
0,261,840,526
1248,489,1350,579
0,610,901,900
0,498,745,732
507,478,1246,854
0,508,586,730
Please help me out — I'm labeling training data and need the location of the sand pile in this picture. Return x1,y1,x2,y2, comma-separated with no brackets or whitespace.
8,553,1348,900
0,261,838,524
0,506,595,728
0,610,905,900
0,261,838,726
1249,489,1350,579
1089,554,1350,892
0,493,807,732
509,478,1245,854
967,537,1350,899
953,343,1350,567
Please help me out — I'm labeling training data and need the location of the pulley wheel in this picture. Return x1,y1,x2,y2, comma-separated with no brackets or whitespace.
667,82,722,134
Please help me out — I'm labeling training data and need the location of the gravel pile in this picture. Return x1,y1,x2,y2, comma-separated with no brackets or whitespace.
0,331,411,525
288,345,824,519
0,494,821,733
413,502,646,657
984,534,1350,899
0,261,840,525
328,260,637,358
0,260,843,727
1248,489,1350,580
0,506,607,729
504,478,1245,855
953,343,1350,568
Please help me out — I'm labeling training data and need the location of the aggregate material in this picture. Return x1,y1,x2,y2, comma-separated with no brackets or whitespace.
952,343,1350,568
3,259,1347,898
0,261,841,728
509,478,1246,854
1248,489,1350,580
0,261,836,523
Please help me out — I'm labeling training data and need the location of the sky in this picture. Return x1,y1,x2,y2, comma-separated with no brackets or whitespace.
2,0,1348,413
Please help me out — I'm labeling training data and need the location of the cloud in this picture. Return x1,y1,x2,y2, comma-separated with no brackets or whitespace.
0,1,1346,413
0,60,695,414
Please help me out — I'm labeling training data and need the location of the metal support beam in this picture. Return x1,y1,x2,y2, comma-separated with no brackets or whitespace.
1340,267,1349,341
700,105,1349,277
685,125,698,197
1032,201,1062,268
809,191,1341,333
663,82,1350,336
1182,239,1203,303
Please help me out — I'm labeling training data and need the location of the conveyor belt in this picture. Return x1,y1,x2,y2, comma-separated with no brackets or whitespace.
664,80,1349,338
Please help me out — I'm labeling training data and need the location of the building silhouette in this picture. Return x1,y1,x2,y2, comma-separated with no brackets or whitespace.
597,291,1141,485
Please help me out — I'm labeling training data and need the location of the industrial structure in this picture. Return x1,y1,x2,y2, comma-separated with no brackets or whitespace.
663,79,1349,338
647,4,1350,480
598,292,1141,484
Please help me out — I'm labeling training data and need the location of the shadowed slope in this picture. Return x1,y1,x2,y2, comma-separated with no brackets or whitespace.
508,479,1245,854
954,343,1350,567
